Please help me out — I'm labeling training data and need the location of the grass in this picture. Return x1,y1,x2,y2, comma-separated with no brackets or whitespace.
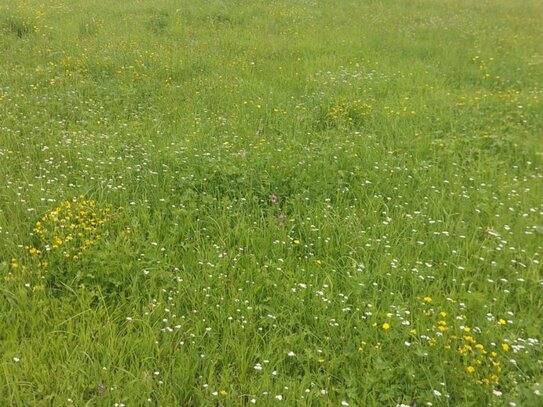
1,0,542,405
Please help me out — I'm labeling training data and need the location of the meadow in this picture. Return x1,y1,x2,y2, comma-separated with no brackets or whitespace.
1,0,542,405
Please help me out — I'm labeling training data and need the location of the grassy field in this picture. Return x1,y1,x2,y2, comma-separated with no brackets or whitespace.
1,0,542,405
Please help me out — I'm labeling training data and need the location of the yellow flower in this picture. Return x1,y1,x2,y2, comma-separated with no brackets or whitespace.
28,247,41,256
382,322,391,330
464,335,476,343
219,389,228,396
293,239,301,245
498,319,506,326
466,366,475,374
501,343,510,352
423,296,432,303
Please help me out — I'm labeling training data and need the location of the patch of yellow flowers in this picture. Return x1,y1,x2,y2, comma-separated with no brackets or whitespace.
326,99,373,128
359,297,510,392
27,196,112,262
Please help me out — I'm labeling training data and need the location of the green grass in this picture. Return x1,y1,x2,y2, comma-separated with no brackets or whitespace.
1,0,542,405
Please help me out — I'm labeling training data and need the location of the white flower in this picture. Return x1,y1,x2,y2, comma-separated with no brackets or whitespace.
13,357,20,363
433,390,442,397
341,401,349,406
275,395,283,401
254,363,263,371
287,351,296,357
492,390,503,397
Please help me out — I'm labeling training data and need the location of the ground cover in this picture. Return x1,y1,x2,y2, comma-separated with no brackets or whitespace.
1,0,542,405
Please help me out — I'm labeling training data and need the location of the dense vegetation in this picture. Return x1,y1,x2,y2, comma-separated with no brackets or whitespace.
1,0,542,405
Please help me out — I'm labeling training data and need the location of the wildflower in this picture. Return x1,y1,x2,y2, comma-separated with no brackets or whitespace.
287,351,296,357
382,322,391,330
424,297,432,303
28,247,41,256
498,319,506,325
293,239,301,245
466,366,475,374
220,390,228,396
437,320,447,332
459,344,473,354
501,343,510,352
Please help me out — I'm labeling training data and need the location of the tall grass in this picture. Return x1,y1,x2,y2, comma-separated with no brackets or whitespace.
1,0,542,405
